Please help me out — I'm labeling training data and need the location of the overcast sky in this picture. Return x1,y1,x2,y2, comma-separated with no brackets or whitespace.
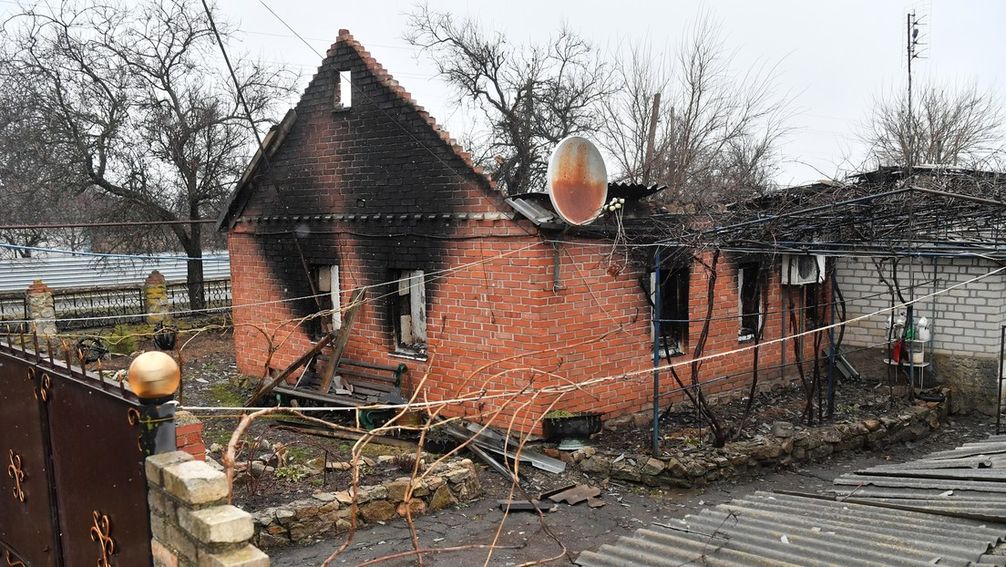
9,0,1003,187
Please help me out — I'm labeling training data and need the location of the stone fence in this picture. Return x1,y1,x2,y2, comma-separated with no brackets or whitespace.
253,458,481,548
147,451,270,567
5,273,231,333
577,398,947,488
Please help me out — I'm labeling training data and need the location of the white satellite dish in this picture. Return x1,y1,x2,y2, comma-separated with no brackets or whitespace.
545,136,608,225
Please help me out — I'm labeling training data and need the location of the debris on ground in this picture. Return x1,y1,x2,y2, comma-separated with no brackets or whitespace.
543,483,602,506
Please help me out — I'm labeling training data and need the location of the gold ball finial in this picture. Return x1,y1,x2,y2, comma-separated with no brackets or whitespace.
127,351,180,400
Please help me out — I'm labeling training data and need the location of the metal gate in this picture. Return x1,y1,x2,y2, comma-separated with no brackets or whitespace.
0,333,159,566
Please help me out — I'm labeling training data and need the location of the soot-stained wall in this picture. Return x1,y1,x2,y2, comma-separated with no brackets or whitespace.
228,29,508,354
225,30,827,433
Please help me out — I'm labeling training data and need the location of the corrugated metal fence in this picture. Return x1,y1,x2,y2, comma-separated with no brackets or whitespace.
0,252,229,292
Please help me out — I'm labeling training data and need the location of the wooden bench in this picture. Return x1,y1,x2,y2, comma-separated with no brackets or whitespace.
272,358,408,408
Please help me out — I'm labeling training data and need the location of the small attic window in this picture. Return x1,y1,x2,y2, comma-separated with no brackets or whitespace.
334,69,352,111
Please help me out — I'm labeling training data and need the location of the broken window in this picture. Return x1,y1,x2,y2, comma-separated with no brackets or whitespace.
738,263,763,342
333,69,352,111
804,281,828,328
650,265,690,357
311,265,341,339
392,269,426,355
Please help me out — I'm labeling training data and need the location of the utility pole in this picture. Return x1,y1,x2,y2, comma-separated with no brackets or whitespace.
643,93,661,184
905,10,924,392
906,11,923,172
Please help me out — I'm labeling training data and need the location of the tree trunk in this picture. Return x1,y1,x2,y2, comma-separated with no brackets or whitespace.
185,219,206,311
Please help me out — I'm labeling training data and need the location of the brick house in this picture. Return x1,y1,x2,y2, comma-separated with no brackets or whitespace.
219,30,823,432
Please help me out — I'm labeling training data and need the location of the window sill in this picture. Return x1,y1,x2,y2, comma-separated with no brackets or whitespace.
738,334,756,343
389,350,428,362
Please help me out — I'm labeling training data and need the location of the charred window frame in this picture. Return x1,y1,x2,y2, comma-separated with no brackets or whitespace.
391,269,427,357
805,282,822,327
738,262,763,342
650,264,690,357
311,265,341,340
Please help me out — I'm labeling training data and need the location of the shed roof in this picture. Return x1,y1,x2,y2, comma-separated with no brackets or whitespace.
578,433,1006,567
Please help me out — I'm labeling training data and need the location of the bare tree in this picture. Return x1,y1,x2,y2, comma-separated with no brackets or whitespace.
0,79,90,258
597,42,673,185
405,4,614,195
864,82,1004,168
599,19,790,207
0,0,293,307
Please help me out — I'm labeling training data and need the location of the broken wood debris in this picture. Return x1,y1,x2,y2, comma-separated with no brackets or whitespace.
496,499,557,512
246,332,335,406
269,420,418,450
456,421,566,474
541,483,602,506
318,288,365,393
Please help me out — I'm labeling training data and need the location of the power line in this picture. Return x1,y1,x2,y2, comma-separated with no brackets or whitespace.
180,260,1006,414
0,219,218,230
235,28,418,52
0,243,230,262
0,241,541,326
254,0,487,190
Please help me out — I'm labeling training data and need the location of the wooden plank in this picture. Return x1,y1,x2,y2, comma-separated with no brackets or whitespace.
411,270,427,343
270,421,418,450
319,288,366,394
245,332,335,406
273,384,358,406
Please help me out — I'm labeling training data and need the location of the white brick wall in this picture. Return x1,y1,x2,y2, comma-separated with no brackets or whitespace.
835,256,1005,357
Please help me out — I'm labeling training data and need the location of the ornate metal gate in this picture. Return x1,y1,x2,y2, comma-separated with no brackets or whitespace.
0,333,161,566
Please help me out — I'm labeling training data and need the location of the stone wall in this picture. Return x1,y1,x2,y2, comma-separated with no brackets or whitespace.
147,451,270,567
577,400,946,488
933,353,999,414
252,458,480,548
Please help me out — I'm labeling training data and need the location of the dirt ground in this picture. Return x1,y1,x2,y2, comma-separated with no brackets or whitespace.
269,413,991,566
88,329,992,564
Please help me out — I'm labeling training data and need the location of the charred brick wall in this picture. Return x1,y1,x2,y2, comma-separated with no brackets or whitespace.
231,226,822,433
225,30,824,433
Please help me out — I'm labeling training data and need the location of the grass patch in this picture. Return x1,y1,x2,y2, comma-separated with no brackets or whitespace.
285,446,310,464
209,381,245,407
105,323,147,355
205,429,233,447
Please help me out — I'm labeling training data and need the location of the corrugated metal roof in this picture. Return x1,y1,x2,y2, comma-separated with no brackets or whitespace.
578,435,1006,567
830,436,1006,522
0,252,230,293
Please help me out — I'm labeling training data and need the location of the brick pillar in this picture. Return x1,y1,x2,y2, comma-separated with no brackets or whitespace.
26,279,56,338
145,270,171,324
175,410,206,461
147,452,269,567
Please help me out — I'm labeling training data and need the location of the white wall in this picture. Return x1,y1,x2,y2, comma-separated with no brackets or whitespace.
835,256,1004,358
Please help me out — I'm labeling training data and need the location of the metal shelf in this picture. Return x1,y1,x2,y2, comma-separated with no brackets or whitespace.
883,358,930,368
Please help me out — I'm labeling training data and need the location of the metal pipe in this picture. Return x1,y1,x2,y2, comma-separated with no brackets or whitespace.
662,188,913,241
911,186,1006,208
827,260,837,416
998,325,1005,435
651,247,662,456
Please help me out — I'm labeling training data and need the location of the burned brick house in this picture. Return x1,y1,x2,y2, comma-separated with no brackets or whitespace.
219,30,824,432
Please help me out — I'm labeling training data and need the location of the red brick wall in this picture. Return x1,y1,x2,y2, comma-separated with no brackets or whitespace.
176,421,206,461
224,30,826,434
230,228,823,433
